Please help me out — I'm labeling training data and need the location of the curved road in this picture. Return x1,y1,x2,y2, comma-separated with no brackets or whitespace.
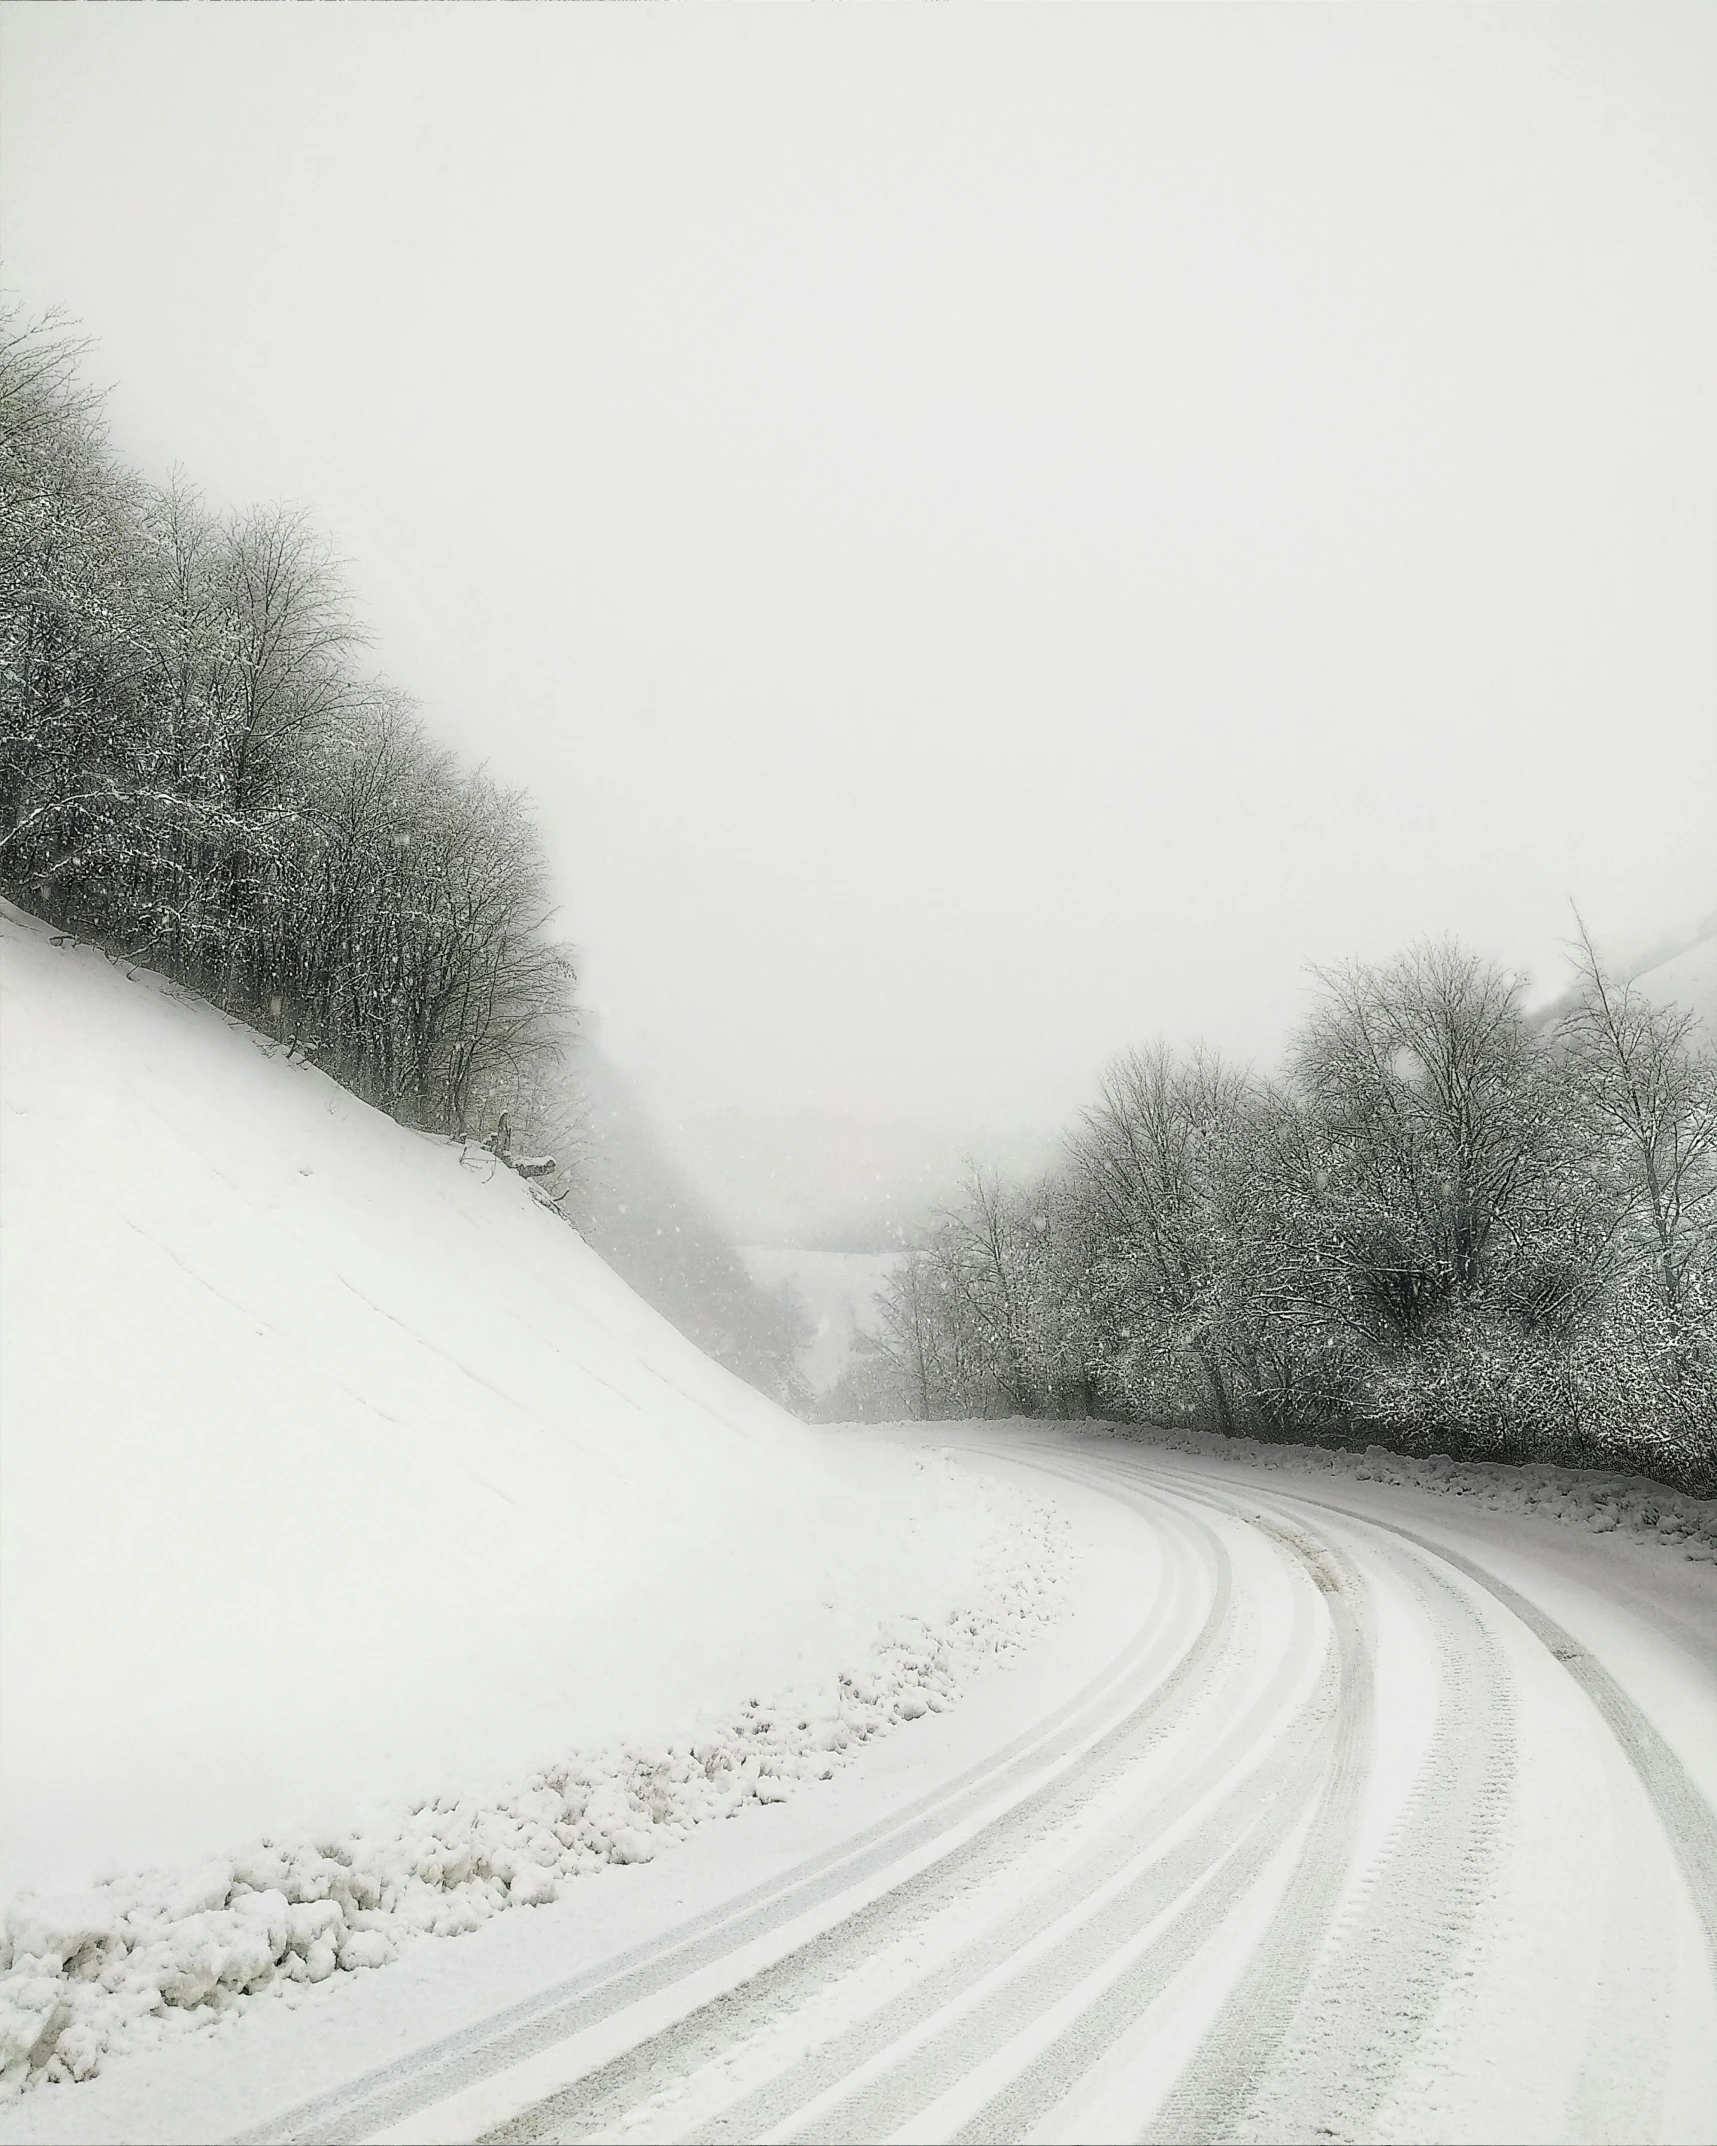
246,1431,1717,2146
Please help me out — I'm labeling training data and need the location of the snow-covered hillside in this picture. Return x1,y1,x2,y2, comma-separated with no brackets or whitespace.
0,904,1049,1911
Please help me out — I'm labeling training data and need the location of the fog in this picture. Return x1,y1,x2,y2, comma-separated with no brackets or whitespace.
4,6,1713,1239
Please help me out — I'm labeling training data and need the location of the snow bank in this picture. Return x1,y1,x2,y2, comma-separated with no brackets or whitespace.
0,904,1070,2092
0,1463,1064,2096
1097,1423,1717,1561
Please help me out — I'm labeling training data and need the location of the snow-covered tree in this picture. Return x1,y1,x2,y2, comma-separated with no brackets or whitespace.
0,297,577,1151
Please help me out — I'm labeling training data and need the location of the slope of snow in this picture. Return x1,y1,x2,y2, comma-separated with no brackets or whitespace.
0,903,1055,1912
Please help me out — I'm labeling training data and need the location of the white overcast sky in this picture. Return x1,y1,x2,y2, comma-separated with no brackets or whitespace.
4,6,1714,1166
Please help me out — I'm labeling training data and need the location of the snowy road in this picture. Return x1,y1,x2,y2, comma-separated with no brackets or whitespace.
232,1430,1717,2146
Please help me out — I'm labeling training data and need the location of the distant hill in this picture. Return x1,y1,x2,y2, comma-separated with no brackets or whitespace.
1630,923,1717,1038
553,1042,813,1412
738,1246,900,1395
1525,914,1717,1037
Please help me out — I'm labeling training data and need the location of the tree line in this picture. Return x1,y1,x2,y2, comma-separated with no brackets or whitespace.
836,940,1716,1495
1,300,570,1140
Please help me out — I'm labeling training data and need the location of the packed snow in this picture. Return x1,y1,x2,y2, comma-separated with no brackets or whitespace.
0,903,1069,2096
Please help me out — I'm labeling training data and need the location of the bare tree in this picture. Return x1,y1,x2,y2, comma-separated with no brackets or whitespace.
1288,943,1555,1349
1066,1044,1252,1434
1557,918,1717,1323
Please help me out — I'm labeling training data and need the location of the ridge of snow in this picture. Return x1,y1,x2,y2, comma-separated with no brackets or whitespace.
0,1463,1066,2097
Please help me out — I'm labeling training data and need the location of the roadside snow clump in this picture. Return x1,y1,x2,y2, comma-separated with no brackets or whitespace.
0,1460,1067,2100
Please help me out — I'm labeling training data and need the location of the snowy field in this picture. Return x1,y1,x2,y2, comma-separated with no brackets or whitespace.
0,905,1068,2097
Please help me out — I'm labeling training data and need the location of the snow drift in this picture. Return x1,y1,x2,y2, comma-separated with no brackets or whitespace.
0,902,1046,1909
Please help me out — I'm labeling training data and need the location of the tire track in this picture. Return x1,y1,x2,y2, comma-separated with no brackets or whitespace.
531,1497,1350,2146
248,1439,1714,2146
948,1450,1509,2144
1111,1453,1717,2139
1096,1515,1373,2146
242,1476,1225,2145
1392,1523,1717,1991
493,1487,1280,2143
672,1540,1328,2145
640,1469,1369,2146
1222,1531,1515,2143
1261,1485,1717,1993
